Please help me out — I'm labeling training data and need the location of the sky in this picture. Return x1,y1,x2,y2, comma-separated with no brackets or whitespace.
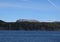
0,0,60,22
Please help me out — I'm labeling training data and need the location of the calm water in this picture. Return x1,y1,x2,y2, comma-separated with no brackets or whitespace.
0,30,60,42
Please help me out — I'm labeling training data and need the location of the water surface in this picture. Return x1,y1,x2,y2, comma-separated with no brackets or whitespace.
0,30,60,42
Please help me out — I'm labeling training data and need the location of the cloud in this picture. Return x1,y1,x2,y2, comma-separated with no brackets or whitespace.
21,0,29,1
0,3,29,8
0,2,52,10
0,2,41,10
48,0,57,8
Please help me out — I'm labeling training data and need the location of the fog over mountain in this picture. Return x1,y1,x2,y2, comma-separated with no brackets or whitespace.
16,19,40,22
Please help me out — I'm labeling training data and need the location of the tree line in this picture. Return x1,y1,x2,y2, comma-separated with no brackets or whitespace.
0,20,60,31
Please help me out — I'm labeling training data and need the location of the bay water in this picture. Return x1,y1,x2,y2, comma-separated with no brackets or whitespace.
0,30,60,42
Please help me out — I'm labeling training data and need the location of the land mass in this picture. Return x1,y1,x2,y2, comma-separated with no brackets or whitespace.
0,19,60,31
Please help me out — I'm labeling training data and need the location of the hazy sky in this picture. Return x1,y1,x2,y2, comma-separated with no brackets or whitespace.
0,0,60,22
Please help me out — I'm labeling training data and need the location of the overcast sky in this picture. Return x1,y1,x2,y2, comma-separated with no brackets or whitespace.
0,0,60,22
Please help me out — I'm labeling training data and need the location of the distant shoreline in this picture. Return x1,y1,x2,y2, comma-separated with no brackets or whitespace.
0,20,60,31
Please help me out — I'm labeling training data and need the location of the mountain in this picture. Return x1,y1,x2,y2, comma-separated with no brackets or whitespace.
0,19,60,30
16,19,40,22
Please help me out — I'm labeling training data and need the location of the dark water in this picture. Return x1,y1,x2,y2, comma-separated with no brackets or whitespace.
0,30,60,42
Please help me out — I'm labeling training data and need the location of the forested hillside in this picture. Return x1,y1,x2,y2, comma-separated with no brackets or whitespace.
0,20,60,31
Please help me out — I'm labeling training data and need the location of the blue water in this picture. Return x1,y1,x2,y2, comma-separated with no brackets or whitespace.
0,30,60,42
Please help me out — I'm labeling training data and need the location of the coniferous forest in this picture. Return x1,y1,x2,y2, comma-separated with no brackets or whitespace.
0,20,60,31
